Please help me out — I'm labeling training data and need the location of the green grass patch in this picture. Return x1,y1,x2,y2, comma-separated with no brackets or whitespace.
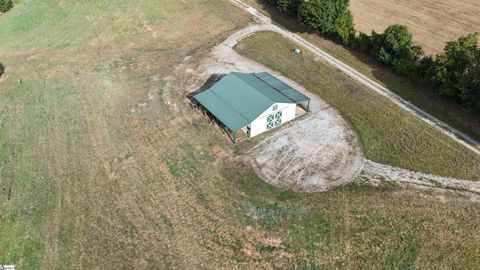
0,0,249,268
235,31,480,181
223,163,480,268
242,0,480,142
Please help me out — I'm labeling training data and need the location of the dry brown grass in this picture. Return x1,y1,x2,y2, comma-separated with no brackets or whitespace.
349,0,480,54
2,1,480,269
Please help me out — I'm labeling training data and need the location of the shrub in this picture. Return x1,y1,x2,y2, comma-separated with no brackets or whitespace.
0,62,4,77
415,55,435,83
333,8,355,44
0,0,13,13
298,0,354,44
430,34,478,97
352,31,372,52
392,58,415,76
269,0,302,14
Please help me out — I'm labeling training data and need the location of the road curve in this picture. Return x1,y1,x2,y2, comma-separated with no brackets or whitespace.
229,0,480,157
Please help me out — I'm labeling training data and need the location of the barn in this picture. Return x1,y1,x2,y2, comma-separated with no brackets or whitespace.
193,72,310,143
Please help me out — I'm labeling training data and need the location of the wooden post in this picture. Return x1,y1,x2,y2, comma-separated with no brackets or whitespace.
233,131,236,144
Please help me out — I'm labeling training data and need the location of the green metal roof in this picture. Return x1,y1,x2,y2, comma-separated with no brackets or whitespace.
193,72,310,131
254,72,310,103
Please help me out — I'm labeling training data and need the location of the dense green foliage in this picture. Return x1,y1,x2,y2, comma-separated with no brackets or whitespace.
426,34,480,112
367,25,424,75
355,30,480,113
297,0,354,44
0,0,13,13
266,0,480,114
267,0,301,13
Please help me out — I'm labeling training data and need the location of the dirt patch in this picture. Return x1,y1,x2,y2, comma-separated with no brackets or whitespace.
360,160,480,198
242,111,364,192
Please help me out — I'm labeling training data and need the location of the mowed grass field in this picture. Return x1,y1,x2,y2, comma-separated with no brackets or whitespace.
350,0,480,54
0,0,253,268
1,0,480,269
235,31,480,181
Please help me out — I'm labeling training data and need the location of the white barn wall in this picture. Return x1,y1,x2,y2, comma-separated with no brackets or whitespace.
249,103,296,137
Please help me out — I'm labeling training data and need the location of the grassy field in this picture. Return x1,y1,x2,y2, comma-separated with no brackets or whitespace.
0,0,252,268
1,0,480,269
243,0,480,143
235,31,480,181
225,167,480,269
350,0,480,54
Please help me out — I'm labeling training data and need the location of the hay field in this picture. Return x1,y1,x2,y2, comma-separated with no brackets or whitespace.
1,0,480,269
0,0,251,268
349,0,480,54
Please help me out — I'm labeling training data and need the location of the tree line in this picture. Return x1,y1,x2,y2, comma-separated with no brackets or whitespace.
267,0,480,114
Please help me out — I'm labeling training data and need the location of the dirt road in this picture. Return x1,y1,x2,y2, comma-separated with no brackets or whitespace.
361,160,480,198
197,25,365,192
194,16,480,194
228,0,480,158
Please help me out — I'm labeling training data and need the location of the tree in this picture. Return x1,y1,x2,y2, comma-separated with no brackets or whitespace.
383,25,423,61
297,0,354,44
269,0,302,14
370,24,423,66
0,0,13,13
431,34,478,99
298,0,337,33
333,8,355,44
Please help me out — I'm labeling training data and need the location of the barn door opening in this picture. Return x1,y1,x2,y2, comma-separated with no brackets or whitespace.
267,111,282,130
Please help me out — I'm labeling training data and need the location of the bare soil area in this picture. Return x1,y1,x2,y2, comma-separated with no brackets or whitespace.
350,0,480,54
243,112,364,192
360,160,480,199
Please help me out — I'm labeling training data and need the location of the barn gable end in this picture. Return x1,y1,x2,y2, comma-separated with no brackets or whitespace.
193,72,310,142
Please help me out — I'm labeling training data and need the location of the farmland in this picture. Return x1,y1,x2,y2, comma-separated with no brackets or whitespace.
350,0,480,54
235,31,480,181
0,0,251,268
243,0,480,145
0,0,480,269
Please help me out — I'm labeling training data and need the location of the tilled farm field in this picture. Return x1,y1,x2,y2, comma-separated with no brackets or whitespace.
350,0,480,54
